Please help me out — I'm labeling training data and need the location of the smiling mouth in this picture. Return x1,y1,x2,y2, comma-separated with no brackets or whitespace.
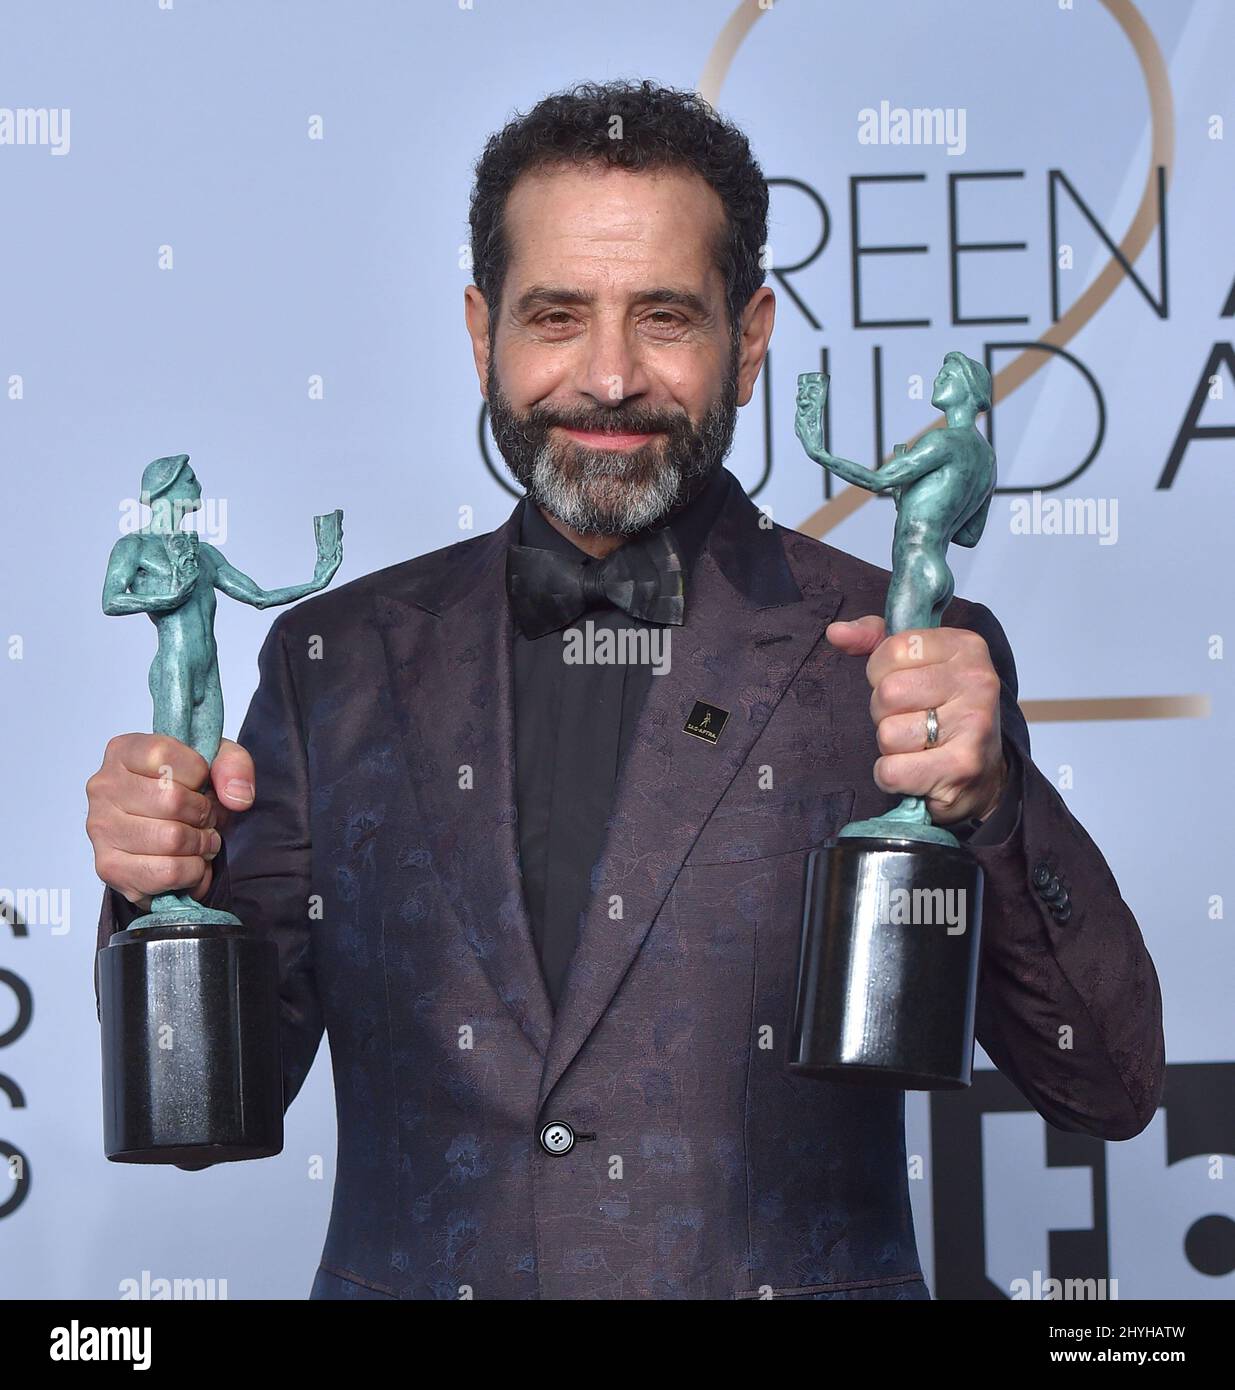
558,426,662,451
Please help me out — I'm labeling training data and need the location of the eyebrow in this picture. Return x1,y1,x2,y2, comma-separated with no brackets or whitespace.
511,284,712,319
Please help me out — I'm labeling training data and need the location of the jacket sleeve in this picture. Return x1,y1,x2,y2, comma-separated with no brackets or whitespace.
93,612,326,1129
953,600,1166,1141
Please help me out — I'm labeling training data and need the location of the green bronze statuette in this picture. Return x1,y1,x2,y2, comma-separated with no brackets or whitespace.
793,352,995,847
101,454,343,927
789,352,995,1090
97,453,343,1163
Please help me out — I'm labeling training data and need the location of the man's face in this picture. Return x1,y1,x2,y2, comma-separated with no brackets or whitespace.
465,164,773,535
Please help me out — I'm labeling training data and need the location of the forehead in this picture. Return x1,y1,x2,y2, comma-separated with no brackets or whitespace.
502,163,727,297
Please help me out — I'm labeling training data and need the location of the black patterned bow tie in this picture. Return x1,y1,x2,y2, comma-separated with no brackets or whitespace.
506,526,686,639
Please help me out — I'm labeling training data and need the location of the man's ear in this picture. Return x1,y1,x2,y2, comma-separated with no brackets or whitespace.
463,285,492,398
735,286,775,409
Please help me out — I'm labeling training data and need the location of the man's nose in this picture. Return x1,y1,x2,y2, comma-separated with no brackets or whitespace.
574,315,653,405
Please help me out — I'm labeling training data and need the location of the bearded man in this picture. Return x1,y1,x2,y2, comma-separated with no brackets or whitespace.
86,79,1163,1301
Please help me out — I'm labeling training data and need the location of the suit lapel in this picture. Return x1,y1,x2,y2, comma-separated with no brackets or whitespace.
372,506,555,1060
370,474,846,1097
537,478,844,1107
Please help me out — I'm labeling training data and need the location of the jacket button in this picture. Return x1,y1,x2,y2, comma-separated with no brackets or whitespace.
1041,875,1064,902
1031,862,1052,891
539,1121,575,1156
1052,900,1072,924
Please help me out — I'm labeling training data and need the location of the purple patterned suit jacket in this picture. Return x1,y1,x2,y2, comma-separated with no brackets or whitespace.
95,467,1165,1300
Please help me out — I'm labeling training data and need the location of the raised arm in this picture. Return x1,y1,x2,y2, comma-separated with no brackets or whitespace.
858,432,950,489
813,432,948,494
794,373,947,493
204,544,340,611
101,535,193,616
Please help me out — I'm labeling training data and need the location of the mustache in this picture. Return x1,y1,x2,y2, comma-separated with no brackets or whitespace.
525,405,689,436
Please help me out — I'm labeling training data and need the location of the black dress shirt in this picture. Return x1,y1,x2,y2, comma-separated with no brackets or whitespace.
510,469,730,1008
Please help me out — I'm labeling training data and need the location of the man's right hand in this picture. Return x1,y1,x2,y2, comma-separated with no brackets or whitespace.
85,734,256,910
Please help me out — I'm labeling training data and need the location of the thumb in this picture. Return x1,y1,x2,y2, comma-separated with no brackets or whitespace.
826,614,887,655
210,737,256,812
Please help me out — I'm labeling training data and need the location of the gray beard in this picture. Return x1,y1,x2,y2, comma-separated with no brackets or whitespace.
486,342,740,537
524,443,692,535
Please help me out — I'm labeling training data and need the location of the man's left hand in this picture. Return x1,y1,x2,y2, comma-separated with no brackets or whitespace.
827,615,1008,825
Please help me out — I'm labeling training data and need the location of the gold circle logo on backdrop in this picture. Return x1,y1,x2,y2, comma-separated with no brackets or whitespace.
700,0,1202,725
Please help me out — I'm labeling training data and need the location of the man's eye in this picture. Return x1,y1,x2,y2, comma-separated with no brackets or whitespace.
644,311,688,334
534,309,685,331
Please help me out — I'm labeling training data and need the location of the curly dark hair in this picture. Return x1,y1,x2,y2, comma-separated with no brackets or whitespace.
468,78,769,345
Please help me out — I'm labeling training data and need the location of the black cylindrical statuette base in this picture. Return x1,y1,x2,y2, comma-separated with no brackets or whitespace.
790,836,984,1090
99,922,284,1163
